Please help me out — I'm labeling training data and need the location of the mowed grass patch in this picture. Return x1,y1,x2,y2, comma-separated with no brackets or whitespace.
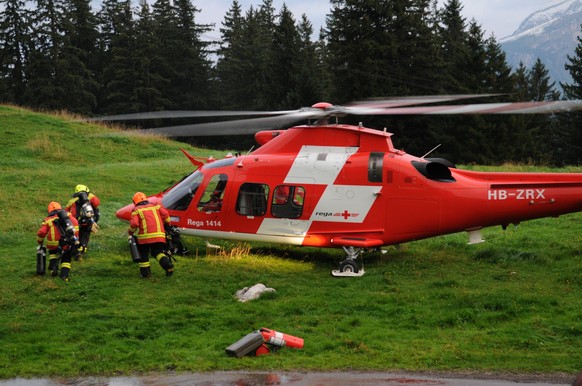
0,105,581,378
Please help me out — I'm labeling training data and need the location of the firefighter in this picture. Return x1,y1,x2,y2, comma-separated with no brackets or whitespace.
36,201,79,281
128,192,174,278
65,184,101,259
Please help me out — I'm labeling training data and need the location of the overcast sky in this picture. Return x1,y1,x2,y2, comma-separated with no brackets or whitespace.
195,0,565,41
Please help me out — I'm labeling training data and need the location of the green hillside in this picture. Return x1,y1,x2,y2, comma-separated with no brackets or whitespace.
0,105,581,379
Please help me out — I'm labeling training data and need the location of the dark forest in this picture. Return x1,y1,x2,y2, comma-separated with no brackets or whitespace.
1,0,581,164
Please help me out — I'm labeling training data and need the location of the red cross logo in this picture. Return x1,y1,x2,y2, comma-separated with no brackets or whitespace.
342,210,350,219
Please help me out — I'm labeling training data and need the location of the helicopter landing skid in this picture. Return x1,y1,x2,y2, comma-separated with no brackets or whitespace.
331,268,365,277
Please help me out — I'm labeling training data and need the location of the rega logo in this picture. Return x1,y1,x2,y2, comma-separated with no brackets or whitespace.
315,212,333,217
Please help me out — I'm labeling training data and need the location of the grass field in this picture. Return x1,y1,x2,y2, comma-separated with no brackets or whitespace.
0,105,581,379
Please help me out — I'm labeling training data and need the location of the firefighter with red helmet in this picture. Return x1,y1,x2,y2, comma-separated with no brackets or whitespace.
65,184,101,259
128,192,174,278
36,202,80,281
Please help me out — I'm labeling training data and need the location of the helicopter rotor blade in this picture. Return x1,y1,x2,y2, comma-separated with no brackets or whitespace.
84,95,582,137
85,109,301,122
358,100,582,115
85,94,503,122
344,93,505,110
149,110,322,137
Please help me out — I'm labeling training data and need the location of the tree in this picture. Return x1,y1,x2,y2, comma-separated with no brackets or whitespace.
295,14,325,105
271,4,302,108
57,0,99,113
558,29,582,165
561,31,582,99
216,1,246,109
0,0,30,104
98,0,139,114
170,0,213,109
216,0,278,110
436,0,469,93
23,0,66,110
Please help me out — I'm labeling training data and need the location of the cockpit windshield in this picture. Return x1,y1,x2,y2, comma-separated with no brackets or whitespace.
162,170,203,211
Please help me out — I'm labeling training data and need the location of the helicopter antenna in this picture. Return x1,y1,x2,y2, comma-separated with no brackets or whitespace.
421,144,441,159
246,146,255,155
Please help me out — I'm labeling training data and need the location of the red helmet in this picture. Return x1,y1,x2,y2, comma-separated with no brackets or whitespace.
47,201,61,213
132,192,147,205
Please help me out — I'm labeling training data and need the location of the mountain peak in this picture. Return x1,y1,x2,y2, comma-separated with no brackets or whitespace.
502,0,582,43
500,0,582,89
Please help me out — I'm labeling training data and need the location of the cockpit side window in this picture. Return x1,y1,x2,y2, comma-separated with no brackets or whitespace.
198,174,228,213
162,171,203,211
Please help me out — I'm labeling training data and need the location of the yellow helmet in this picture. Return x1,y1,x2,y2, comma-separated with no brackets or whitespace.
48,201,62,213
132,192,148,205
75,184,89,193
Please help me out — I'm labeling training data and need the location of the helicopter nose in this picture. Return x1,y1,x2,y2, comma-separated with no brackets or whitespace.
116,203,134,222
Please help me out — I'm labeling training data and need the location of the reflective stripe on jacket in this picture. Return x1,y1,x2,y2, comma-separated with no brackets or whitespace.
128,203,170,244
37,212,79,250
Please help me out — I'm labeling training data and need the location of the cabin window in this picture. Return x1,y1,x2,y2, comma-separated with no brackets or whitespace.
198,174,228,212
368,152,384,183
162,170,203,211
271,185,305,219
236,183,269,216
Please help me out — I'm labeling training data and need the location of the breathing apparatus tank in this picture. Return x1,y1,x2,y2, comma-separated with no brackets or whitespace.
56,209,77,244
36,246,46,275
77,191,95,224
128,235,140,263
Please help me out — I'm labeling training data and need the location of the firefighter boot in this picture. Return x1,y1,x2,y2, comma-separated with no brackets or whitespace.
60,262,71,282
48,257,59,277
75,245,86,261
157,253,174,277
139,261,151,278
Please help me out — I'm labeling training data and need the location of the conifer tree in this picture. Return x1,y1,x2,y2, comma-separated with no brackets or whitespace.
98,0,139,114
325,0,437,102
295,14,325,105
149,0,178,110
436,0,469,93
558,31,582,164
216,1,277,110
525,58,561,164
271,4,301,108
251,0,277,109
0,0,30,104
58,0,99,113
24,0,66,109
561,32,582,100
170,0,213,109
216,1,246,109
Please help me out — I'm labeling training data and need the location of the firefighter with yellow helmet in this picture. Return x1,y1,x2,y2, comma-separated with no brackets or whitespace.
65,184,101,259
36,202,80,281
128,192,174,278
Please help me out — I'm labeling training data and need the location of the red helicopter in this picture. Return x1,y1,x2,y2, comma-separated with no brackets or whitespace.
100,95,582,276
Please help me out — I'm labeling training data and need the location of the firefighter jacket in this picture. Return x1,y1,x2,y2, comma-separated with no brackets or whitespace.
37,211,79,250
128,202,170,244
66,193,101,225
